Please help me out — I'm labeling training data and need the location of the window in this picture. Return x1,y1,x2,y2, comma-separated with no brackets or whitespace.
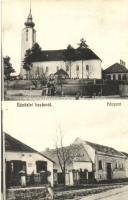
98,160,102,170
113,74,116,80
107,75,111,80
26,29,28,41
66,65,69,71
115,162,118,169
86,65,89,71
46,66,49,72
76,65,79,71
118,74,121,80
122,74,127,80
36,161,47,173
56,66,59,72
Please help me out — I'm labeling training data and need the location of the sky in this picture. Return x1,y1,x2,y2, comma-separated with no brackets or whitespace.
2,0,128,74
3,100,128,153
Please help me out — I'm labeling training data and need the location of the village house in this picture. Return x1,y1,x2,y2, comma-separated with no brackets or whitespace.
20,10,102,80
121,152,128,178
43,138,127,186
103,60,128,81
5,133,54,188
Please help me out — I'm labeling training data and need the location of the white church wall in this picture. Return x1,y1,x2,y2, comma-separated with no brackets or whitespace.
32,59,102,79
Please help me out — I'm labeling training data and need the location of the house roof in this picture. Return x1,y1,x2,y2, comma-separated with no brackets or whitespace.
43,143,92,167
121,152,128,157
5,133,54,163
33,48,101,62
104,63,128,74
86,141,124,157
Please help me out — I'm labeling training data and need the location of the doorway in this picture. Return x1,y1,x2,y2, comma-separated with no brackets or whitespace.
106,163,112,180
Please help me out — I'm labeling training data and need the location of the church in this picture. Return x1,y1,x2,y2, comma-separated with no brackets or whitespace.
20,9,102,80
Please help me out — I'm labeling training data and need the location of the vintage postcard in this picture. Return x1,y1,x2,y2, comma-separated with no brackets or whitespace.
2,0,128,100
2,101,128,200
1,0,128,200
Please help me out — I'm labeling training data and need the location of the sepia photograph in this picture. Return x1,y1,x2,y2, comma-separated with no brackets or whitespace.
2,0,128,100
2,101,128,199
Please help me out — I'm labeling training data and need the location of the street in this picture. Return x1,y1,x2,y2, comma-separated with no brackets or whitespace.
80,185,128,200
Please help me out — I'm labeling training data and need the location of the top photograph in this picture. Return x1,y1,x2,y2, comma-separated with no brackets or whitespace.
2,0,128,100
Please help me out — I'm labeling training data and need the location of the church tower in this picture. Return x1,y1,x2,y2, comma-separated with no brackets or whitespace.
20,8,36,78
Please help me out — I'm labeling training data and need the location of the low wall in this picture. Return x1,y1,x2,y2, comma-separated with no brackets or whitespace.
7,186,52,200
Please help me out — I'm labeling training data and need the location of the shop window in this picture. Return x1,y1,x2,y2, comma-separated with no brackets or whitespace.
98,160,102,170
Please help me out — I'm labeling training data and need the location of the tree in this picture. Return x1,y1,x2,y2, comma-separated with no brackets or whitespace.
4,56,15,80
77,38,88,79
23,43,43,79
64,44,75,78
55,129,73,185
23,49,33,80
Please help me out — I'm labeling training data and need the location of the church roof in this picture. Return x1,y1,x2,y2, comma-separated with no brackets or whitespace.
104,63,128,74
86,141,124,157
33,48,101,62
5,133,54,162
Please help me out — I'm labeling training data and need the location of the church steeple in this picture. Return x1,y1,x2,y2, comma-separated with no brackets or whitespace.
20,0,36,78
24,8,35,28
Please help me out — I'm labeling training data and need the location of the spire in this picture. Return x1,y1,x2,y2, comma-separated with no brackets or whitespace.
24,0,35,28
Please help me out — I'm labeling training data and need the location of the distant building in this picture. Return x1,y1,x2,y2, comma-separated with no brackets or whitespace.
20,10,102,80
121,152,128,178
5,133,54,188
103,60,128,81
43,138,127,186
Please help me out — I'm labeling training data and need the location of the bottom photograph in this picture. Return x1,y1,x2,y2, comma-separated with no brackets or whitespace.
2,102,128,200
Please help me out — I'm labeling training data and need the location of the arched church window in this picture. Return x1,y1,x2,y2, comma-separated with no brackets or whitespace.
26,29,28,41
86,65,89,71
57,66,59,71
76,65,79,71
66,65,69,71
46,66,49,72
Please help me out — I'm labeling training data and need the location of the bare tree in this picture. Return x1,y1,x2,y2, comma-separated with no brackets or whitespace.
55,128,72,185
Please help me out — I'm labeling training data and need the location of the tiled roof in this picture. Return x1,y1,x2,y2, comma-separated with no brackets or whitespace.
43,144,92,167
86,141,124,157
104,63,128,73
5,133,54,162
33,48,101,62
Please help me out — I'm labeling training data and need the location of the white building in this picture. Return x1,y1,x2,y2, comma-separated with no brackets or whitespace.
104,61,128,81
44,138,127,186
20,10,102,80
5,133,54,188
